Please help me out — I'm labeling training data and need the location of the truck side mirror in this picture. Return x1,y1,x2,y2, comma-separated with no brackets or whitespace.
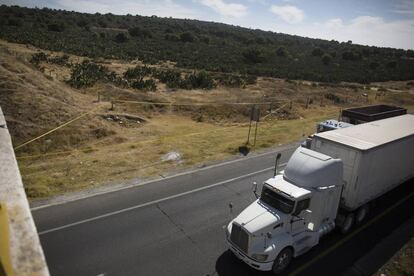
253,182,258,198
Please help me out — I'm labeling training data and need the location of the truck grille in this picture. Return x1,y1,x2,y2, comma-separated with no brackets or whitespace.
230,223,249,253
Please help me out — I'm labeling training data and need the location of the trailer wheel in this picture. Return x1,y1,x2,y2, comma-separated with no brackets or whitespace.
272,247,293,274
356,205,369,224
340,213,354,234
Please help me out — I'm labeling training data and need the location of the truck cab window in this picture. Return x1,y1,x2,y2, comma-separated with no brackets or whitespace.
260,185,295,214
293,198,310,216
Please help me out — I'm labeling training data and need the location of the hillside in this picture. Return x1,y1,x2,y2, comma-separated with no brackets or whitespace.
1,38,413,198
1,5,414,83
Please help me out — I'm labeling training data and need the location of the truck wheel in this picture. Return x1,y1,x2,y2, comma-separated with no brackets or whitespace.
356,205,369,224
272,247,293,274
340,213,354,234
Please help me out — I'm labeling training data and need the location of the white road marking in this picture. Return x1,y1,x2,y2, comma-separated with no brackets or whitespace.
38,163,286,235
31,145,297,211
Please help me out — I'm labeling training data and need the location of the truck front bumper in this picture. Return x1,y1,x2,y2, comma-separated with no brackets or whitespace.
226,238,273,271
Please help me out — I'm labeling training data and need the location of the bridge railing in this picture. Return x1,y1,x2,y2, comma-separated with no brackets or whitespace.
0,107,49,276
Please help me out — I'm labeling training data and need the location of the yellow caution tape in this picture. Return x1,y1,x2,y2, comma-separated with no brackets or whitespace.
14,105,102,151
114,100,288,106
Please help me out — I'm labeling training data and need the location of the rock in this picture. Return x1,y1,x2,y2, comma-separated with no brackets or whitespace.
161,151,181,162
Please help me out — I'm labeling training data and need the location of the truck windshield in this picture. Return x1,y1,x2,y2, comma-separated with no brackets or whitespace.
260,186,295,214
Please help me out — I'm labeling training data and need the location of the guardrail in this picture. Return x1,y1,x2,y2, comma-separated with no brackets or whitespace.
0,107,49,275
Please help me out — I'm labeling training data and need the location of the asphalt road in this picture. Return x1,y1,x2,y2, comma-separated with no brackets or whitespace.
32,143,414,276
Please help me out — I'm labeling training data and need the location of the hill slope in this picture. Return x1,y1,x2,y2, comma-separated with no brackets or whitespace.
1,5,414,84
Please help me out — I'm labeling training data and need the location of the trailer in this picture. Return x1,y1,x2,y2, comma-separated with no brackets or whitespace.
311,114,414,211
341,104,407,124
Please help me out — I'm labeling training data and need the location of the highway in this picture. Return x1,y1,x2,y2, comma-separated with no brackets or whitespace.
32,143,414,276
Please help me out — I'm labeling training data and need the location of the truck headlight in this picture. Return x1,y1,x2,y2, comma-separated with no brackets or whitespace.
252,253,268,262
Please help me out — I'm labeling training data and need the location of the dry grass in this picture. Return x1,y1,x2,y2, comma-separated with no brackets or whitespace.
375,238,414,276
19,108,337,198
1,39,413,199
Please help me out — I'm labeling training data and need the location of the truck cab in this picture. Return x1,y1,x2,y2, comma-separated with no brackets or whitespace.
226,148,343,273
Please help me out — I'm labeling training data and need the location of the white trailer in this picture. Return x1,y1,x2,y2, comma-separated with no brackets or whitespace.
311,114,414,223
226,114,414,274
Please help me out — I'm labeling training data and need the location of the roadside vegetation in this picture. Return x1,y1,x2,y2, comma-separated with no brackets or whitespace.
376,238,414,276
0,9,414,200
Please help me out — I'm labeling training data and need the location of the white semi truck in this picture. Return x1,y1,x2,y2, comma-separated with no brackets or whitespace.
226,114,414,274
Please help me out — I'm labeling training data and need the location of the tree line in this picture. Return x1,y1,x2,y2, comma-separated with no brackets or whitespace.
1,5,414,83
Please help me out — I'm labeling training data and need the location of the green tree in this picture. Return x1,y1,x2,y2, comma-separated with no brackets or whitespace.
276,46,287,57
242,48,263,64
114,33,128,43
180,32,194,42
312,47,324,56
322,54,331,65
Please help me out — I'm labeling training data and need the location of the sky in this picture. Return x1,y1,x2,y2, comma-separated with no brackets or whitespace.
2,0,414,49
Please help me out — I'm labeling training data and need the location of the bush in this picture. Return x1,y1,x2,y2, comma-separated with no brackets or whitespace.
155,70,181,87
165,34,180,41
30,52,48,66
124,65,154,79
114,33,128,43
131,78,157,91
128,27,152,38
47,22,65,32
342,51,361,61
180,32,194,43
242,48,263,64
67,61,109,88
312,47,324,56
8,18,22,26
49,54,70,66
276,46,287,57
386,61,397,69
369,61,380,70
322,54,331,65
325,93,345,104
182,71,215,89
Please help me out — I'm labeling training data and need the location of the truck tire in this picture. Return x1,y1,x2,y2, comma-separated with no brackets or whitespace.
355,205,369,224
340,213,354,234
272,247,293,274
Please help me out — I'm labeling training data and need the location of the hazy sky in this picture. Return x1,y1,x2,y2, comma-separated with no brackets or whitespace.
2,0,414,49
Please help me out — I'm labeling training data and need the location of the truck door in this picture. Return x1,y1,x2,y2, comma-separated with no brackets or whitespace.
291,198,310,235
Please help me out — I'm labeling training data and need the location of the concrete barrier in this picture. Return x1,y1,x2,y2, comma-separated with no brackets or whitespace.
0,107,49,275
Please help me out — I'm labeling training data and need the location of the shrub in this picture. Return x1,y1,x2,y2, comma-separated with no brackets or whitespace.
386,61,397,69
48,54,70,66
128,26,152,38
67,61,109,88
30,52,48,66
276,46,287,57
180,32,194,43
312,47,324,56
124,65,154,79
182,71,215,89
47,22,65,32
155,70,181,87
325,93,345,104
8,18,22,26
114,33,128,43
165,34,180,41
131,78,157,91
322,54,331,65
242,48,263,64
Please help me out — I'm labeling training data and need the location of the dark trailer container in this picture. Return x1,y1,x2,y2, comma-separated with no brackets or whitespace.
342,104,407,124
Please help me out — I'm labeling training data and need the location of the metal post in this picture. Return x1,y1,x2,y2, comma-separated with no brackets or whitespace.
246,118,252,145
253,121,259,146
